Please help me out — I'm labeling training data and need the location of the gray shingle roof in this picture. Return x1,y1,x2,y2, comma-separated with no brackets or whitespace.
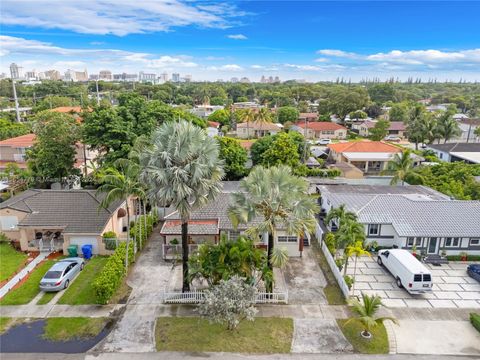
428,143,480,153
322,186,480,237
161,221,219,235
0,189,124,234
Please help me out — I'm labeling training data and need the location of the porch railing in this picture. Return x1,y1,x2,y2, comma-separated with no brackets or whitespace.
28,238,63,252
163,287,288,304
162,244,200,260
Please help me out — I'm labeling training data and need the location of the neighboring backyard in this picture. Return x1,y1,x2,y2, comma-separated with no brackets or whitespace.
0,242,28,283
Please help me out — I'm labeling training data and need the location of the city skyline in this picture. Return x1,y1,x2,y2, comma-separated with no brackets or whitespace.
1,1,480,82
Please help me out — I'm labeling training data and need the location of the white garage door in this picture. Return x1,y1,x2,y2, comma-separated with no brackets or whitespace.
69,236,99,254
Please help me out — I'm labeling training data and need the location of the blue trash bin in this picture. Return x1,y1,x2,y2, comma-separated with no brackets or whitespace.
81,244,93,259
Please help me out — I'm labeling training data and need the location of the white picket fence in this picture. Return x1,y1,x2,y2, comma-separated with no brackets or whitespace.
163,288,288,304
315,223,351,299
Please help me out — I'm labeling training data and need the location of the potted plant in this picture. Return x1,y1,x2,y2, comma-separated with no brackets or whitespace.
412,244,417,257
460,251,468,262
170,238,179,245
441,249,447,257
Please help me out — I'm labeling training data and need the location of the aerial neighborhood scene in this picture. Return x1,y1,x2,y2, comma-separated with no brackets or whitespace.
1,1,480,359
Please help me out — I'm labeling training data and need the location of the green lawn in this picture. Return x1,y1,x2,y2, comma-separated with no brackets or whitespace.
0,318,30,334
155,317,293,353
57,256,109,305
0,243,28,283
337,318,389,354
43,317,108,341
0,259,55,305
37,291,57,305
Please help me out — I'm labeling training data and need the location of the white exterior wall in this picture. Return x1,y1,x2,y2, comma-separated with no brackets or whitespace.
274,230,301,257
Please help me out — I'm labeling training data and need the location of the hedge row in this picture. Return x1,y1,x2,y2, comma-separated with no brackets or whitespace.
93,242,134,304
130,213,156,250
446,255,480,261
470,313,480,333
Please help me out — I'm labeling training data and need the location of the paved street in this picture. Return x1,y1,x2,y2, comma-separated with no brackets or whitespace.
347,256,480,309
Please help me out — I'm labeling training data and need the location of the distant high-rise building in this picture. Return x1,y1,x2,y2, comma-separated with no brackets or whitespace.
171,73,180,82
230,77,239,83
274,76,280,83
240,77,250,83
25,71,38,80
113,73,138,82
182,74,192,83
139,71,156,83
45,69,61,80
75,69,88,82
98,70,112,81
10,63,22,79
89,74,99,80
159,72,169,82
260,75,266,83
64,69,76,82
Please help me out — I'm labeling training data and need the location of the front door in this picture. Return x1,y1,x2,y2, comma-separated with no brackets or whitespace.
427,237,439,254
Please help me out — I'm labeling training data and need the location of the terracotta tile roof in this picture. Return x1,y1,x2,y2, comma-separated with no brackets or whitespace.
208,121,220,128
389,122,406,131
0,134,35,147
299,113,318,119
296,122,347,131
328,141,401,153
239,140,255,150
50,106,83,113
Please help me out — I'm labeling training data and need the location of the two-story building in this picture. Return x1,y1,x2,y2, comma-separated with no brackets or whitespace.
0,134,97,174
318,184,480,256
235,122,282,139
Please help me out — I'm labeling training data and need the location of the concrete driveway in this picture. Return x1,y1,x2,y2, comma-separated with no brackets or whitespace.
282,248,327,305
394,320,480,355
346,256,480,309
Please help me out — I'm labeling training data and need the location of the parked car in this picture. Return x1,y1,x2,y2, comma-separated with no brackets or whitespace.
315,139,332,145
467,264,480,282
39,257,85,292
377,249,433,294
384,135,401,142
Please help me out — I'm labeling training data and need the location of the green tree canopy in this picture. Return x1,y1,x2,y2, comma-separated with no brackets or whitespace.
0,119,30,140
369,119,390,141
277,106,299,124
216,137,248,180
27,111,80,184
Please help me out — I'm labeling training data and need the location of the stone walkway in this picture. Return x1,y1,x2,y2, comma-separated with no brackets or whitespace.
0,251,50,298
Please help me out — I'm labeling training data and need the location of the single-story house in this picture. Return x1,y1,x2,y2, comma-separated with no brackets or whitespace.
0,189,135,255
318,184,480,256
327,141,422,174
292,122,347,140
161,182,309,257
426,143,480,164
358,120,407,138
236,122,282,139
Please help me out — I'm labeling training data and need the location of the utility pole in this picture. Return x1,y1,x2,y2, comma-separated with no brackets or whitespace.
95,79,100,106
11,79,21,122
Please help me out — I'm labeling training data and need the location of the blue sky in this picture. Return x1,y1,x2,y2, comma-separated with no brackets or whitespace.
1,1,479,81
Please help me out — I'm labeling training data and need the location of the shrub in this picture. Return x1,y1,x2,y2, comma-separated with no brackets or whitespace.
446,255,480,261
470,313,480,333
102,231,118,250
324,232,336,255
0,232,9,242
92,242,134,304
344,275,354,290
197,276,258,330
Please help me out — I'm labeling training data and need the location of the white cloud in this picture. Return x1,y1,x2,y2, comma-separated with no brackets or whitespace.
316,49,359,59
227,34,247,40
316,48,480,66
1,1,244,36
314,58,329,63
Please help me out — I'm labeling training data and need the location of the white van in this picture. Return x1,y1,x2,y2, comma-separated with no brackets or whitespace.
377,249,433,294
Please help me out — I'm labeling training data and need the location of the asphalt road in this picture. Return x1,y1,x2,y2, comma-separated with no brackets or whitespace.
1,353,478,360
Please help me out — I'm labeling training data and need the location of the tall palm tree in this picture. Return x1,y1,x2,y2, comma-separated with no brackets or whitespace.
255,107,274,137
239,108,256,139
140,120,224,292
325,204,357,230
423,116,439,144
335,219,365,274
406,105,427,150
388,149,413,186
97,158,145,269
348,293,398,338
228,165,318,291
437,112,461,143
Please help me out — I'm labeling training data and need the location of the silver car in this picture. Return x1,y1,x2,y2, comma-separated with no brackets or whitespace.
39,257,85,292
